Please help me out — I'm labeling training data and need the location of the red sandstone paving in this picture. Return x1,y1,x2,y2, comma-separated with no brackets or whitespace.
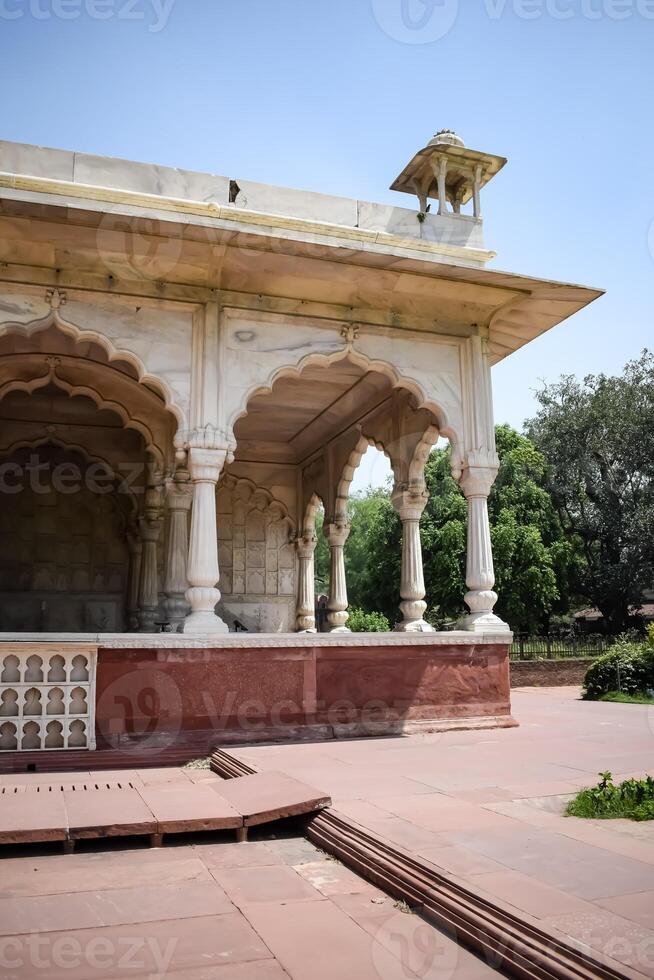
0,809,488,978
64,786,157,839
542,908,654,977
228,686,654,974
293,858,382,897
136,781,242,833
0,848,213,897
0,881,235,935
210,770,330,826
461,869,590,919
214,865,323,906
0,788,68,844
595,892,654,930
243,898,493,980
139,964,291,980
134,963,291,980
261,836,326,867
330,895,499,980
1,913,273,980
193,841,281,870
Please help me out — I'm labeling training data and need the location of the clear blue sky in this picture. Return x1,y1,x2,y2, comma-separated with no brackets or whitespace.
1,0,651,488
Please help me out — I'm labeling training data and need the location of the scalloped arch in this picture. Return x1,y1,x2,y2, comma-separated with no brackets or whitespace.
219,473,295,530
0,436,140,515
0,309,185,430
0,359,165,467
302,491,324,535
335,433,391,521
408,424,440,488
230,348,459,457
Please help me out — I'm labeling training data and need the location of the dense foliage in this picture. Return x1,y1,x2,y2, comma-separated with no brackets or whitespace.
583,635,654,699
527,351,654,633
566,771,654,821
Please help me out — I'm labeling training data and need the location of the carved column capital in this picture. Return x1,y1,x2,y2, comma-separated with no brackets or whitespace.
187,447,227,485
323,521,351,549
295,533,317,561
165,477,193,512
391,485,429,522
458,461,498,500
138,515,162,543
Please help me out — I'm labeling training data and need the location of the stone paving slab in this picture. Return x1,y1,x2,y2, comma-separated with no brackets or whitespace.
137,782,242,834
224,687,654,978
0,785,68,843
212,769,330,826
65,786,157,840
0,768,331,844
0,831,498,979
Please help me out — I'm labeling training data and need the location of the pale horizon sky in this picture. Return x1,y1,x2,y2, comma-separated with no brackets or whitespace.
1,0,651,492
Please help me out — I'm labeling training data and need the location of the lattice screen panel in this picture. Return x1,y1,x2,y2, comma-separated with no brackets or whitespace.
0,645,97,751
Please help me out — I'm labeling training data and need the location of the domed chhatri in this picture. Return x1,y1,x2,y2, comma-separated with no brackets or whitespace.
428,129,465,148
390,129,506,218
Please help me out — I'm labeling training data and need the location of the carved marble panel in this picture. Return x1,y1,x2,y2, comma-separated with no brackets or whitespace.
0,644,97,751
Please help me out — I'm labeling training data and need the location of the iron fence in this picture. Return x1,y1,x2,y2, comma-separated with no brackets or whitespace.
509,634,609,661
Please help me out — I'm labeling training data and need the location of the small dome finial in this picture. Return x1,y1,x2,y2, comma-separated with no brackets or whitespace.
428,129,465,148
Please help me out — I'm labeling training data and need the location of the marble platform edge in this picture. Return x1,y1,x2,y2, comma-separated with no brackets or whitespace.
0,630,512,649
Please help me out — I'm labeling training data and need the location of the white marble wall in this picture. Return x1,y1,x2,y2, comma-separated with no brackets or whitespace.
0,284,193,434
222,308,466,458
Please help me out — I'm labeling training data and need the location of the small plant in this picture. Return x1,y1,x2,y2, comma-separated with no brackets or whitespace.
416,211,426,223
347,608,391,632
566,771,654,821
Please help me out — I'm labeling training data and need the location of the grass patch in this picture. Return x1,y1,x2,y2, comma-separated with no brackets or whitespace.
598,691,654,704
566,771,654,821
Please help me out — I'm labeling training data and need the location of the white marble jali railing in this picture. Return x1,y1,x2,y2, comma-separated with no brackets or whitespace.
0,644,97,751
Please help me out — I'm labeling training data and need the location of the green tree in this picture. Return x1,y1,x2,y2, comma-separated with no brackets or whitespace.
343,426,569,632
527,350,654,633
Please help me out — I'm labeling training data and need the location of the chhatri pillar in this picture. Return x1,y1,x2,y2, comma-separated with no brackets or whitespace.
323,521,351,632
392,486,434,633
295,532,318,633
183,447,229,634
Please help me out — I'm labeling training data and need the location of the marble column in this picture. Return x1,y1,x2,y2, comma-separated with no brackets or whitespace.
126,526,142,632
295,533,318,632
137,515,162,632
437,156,448,215
183,447,229,634
473,164,483,218
458,465,508,633
392,487,434,633
163,475,193,630
323,521,350,633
